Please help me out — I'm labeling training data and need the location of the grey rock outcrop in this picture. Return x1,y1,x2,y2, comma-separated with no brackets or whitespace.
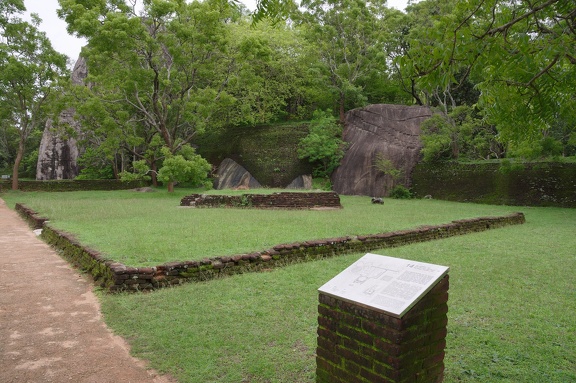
286,174,312,189
214,158,262,190
35,111,80,180
36,57,87,180
331,104,432,197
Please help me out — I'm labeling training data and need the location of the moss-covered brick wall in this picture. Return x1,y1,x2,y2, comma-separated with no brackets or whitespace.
0,179,147,192
194,124,313,187
412,162,576,207
16,203,525,293
180,192,342,209
317,275,449,383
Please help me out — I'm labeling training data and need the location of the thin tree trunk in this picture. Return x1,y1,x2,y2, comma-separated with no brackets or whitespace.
151,162,158,187
11,140,25,191
167,181,174,192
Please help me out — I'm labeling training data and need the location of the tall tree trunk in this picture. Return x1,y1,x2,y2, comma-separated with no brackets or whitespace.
451,131,460,159
112,153,119,179
11,140,25,191
411,79,423,106
151,161,158,187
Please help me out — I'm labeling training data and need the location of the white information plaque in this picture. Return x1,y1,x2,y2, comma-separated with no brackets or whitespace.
318,253,449,318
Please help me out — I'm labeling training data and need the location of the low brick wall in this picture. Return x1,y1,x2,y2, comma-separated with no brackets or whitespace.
317,275,449,383
15,204,525,292
15,203,50,229
180,192,342,209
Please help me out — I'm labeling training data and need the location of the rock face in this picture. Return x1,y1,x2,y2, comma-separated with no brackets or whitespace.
36,57,87,180
214,158,262,190
286,174,312,189
331,104,432,197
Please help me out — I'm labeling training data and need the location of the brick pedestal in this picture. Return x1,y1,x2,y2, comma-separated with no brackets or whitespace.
317,275,449,383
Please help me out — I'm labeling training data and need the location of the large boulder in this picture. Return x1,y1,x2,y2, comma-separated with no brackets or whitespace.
331,104,432,197
36,57,87,180
286,174,312,190
214,158,262,190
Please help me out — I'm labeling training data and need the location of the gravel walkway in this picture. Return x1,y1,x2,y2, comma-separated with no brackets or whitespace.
0,198,175,383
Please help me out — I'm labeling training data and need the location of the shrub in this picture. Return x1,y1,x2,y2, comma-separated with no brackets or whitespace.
389,185,412,199
297,110,346,178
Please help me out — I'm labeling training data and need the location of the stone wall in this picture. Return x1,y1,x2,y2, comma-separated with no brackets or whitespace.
412,161,576,208
317,275,449,383
181,192,342,209
1,179,147,192
15,204,525,292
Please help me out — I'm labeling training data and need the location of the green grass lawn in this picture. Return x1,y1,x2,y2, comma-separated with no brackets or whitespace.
2,188,520,266
2,189,575,382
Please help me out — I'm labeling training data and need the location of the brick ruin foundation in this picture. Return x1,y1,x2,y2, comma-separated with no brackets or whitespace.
15,202,525,292
180,192,342,209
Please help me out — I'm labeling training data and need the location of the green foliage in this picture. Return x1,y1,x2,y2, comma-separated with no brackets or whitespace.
401,0,576,147
225,20,329,125
297,0,392,121
312,177,333,191
420,106,501,162
507,137,563,161
119,160,151,182
0,1,69,188
20,149,39,179
373,153,402,181
60,0,237,175
389,185,412,199
498,159,525,175
75,147,115,180
156,145,212,190
297,110,346,178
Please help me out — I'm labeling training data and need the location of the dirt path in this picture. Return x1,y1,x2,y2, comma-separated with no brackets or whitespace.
0,198,176,383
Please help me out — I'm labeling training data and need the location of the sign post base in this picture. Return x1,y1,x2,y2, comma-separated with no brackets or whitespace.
316,254,449,383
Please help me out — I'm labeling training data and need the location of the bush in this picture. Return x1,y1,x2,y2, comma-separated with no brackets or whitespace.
75,147,115,180
297,110,346,178
389,185,412,199
312,177,333,191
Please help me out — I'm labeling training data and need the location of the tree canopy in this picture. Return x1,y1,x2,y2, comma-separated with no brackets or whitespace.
400,0,575,148
0,0,69,189
3,0,573,188
297,0,392,122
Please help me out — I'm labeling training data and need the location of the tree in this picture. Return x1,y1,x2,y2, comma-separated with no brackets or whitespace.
297,0,391,122
0,1,69,190
58,0,236,190
225,18,331,124
157,145,211,192
420,106,504,162
120,144,211,192
401,0,576,146
385,0,455,105
297,110,346,177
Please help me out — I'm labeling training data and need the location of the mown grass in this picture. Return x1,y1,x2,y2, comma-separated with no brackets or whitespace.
2,188,519,266
2,189,575,382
